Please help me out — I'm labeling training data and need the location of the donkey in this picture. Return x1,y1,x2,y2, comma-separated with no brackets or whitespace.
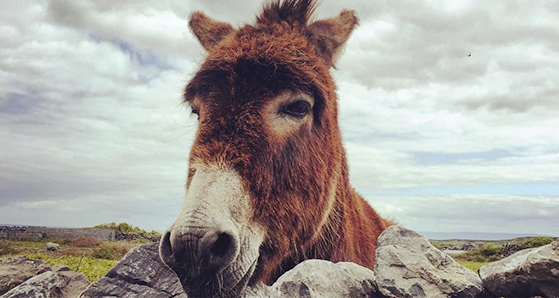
159,0,390,296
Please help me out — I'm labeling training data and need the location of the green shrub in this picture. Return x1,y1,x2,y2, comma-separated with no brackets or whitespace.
71,237,102,247
480,244,501,257
93,246,113,260
431,241,442,249
0,240,18,256
118,222,132,234
92,243,130,260
93,222,161,241
522,236,553,249
454,245,502,263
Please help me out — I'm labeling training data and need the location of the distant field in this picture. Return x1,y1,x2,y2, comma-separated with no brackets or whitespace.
0,222,163,281
430,236,555,274
0,238,149,281
1,234,553,282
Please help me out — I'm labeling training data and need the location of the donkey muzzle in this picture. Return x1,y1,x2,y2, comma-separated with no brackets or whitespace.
159,167,263,296
160,224,240,275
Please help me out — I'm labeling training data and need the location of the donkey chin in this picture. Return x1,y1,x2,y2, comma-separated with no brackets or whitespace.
159,167,265,297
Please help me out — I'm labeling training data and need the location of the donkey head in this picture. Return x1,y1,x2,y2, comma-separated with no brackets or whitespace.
159,0,358,296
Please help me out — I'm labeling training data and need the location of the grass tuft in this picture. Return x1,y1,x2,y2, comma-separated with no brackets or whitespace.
456,260,489,272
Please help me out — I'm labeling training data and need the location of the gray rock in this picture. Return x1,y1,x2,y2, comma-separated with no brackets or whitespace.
1,270,89,298
374,225,483,298
479,239,559,298
79,243,186,298
240,283,272,298
79,244,378,298
46,242,60,252
269,259,379,298
52,264,70,272
0,256,51,295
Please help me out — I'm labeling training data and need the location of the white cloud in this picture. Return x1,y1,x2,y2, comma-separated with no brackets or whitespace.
1,0,558,236
368,195,559,236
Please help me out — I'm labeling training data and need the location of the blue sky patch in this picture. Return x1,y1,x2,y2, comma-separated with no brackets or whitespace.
1,93,32,114
88,34,174,72
362,182,559,196
116,40,174,71
413,150,520,164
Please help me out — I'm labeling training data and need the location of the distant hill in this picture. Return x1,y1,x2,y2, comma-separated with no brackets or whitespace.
0,224,78,228
420,231,554,240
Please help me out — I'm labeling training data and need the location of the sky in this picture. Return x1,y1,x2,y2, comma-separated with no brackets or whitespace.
1,0,558,237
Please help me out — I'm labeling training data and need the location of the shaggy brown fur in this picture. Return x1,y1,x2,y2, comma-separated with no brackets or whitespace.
185,0,389,284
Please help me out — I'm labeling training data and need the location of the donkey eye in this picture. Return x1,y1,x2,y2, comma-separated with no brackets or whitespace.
191,108,200,120
279,100,311,118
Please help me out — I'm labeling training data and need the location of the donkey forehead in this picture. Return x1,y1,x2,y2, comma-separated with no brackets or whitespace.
185,63,314,106
217,23,323,68
184,25,331,105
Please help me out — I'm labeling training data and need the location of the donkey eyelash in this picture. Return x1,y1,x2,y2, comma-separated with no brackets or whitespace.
279,100,312,118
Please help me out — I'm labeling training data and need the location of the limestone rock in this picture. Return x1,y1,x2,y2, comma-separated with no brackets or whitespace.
52,264,70,272
1,270,89,298
46,242,60,252
80,243,186,298
0,256,51,295
269,259,379,298
240,283,272,298
374,225,483,298
80,244,378,298
479,239,559,298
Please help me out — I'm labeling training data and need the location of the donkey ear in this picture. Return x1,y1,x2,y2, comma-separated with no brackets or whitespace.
306,10,359,67
189,12,235,52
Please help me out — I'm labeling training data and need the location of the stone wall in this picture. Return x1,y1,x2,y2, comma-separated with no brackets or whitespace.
81,226,559,298
0,226,115,241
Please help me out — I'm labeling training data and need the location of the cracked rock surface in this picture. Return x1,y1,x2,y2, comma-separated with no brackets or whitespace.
79,243,186,298
268,259,378,298
479,239,559,298
80,243,378,298
2,263,89,298
374,225,483,298
0,256,52,295
79,228,559,298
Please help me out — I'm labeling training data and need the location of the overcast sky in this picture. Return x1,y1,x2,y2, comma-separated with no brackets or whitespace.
1,0,558,237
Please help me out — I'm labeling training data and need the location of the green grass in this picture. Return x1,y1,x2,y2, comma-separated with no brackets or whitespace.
456,260,489,272
0,222,160,283
1,238,145,282
15,253,117,282
1,239,58,253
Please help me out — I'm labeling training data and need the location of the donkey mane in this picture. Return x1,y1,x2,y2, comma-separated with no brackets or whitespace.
257,0,317,25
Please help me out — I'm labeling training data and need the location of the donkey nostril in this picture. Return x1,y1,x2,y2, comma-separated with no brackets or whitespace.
210,233,232,258
159,231,174,266
199,231,237,270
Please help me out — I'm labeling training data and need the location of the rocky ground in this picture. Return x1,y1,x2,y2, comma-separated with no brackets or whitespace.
1,226,558,297
0,257,90,297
